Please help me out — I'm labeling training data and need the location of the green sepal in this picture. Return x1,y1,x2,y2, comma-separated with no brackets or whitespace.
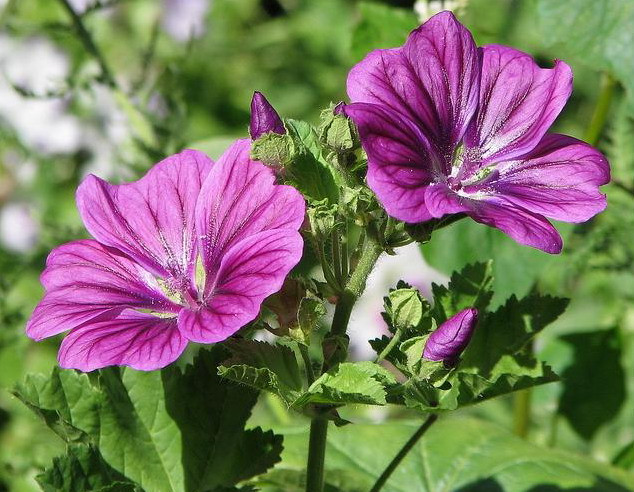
284,119,340,204
250,131,294,168
318,104,359,154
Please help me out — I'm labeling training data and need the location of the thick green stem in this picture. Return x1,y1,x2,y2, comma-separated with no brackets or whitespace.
513,388,532,438
584,73,616,146
305,418,328,492
370,414,439,492
305,233,383,492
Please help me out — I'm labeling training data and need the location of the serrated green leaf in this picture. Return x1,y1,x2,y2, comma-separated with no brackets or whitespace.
558,329,626,441
162,348,282,491
273,419,634,491
299,362,396,406
461,292,568,376
351,2,418,61
15,347,283,492
36,444,137,492
12,368,101,443
218,339,305,405
431,261,493,322
422,223,567,305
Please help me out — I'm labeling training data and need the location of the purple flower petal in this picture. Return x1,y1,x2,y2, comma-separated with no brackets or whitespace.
490,134,609,222
464,45,572,165
250,91,286,139
344,103,435,222
424,182,471,218
58,309,186,371
424,308,478,364
347,11,480,156
77,149,212,281
26,240,179,341
195,139,305,288
402,11,481,152
468,197,563,253
178,229,303,343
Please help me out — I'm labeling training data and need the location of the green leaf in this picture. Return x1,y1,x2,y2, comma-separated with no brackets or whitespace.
96,368,185,492
536,0,634,113
12,368,101,443
613,440,634,471
351,2,418,61
273,419,634,492
299,362,397,406
36,444,137,492
461,292,568,376
15,347,283,491
422,223,566,305
431,261,493,323
285,119,339,204
558,329,626,440
163,348,282,491
404,292,566,411
218,339,306,405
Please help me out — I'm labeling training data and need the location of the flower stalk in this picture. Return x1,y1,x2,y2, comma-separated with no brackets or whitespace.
584,73,616,147
369,414,439,492
306,232,384,492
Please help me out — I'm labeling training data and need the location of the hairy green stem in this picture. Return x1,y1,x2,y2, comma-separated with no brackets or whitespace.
584,73,616,146
369,414,439,492
306,233,383,492
305,418,328,492
57,0,117,88
329,233,383,338
331,229,343,289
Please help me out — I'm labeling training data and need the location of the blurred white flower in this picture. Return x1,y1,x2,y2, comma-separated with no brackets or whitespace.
162,0,211,42
347,243,447,360
0,202,39,253
68,0,93,14
0,35,82,154
414,0,468,22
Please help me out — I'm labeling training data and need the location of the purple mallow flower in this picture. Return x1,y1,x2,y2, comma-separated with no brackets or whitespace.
423,308,478,365
26,140,305,371
344,11,609,253
250,91,286,140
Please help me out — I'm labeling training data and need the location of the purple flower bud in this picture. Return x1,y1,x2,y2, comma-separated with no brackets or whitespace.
333,101,346,116
249,91,285,140
423,308,478,365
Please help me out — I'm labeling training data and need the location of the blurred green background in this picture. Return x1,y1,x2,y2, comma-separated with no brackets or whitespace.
1,0,633,490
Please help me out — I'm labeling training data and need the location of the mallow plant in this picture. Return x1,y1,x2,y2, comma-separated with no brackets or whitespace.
14,10,620,492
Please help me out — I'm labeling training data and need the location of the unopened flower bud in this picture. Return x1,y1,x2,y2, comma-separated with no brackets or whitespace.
249,91,285,140
423,308,478,365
